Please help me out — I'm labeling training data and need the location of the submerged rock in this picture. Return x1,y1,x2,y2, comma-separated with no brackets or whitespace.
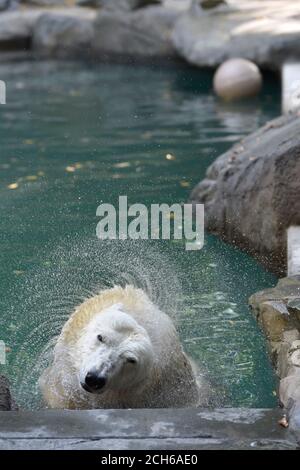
0,375,18,411
93,5,179,59
190,113,300,275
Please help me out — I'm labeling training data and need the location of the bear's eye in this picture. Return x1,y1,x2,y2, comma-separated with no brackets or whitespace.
97,334,104,343
127,357,137,364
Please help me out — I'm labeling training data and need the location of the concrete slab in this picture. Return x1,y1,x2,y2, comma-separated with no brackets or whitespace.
0,408,298,450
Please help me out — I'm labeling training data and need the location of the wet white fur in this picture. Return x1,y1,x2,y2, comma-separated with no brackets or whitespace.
40,285,201,409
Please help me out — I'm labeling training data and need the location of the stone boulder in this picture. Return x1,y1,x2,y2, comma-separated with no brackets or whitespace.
190,113,300,275
0,0,8,9
93,0,161,10
0,375,17,411
32,9,96,57
0,10,42,44
197,0,226,9
249,276,300,431
93,5,179,59
0,0,19,12
21,0,69,5
76,0,99,6
172,1,300,70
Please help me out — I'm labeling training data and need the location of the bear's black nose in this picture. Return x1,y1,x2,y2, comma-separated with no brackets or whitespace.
85,372,106,390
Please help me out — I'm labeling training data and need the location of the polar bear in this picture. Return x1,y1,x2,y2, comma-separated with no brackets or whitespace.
39,285,201,409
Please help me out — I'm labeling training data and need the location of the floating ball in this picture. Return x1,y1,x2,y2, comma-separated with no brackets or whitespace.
213,58,263,101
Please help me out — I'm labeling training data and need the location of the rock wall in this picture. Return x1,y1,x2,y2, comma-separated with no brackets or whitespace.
190,113,300,275
1,1,300,65
0,2,179,59
92,6,179,60
0,375,18,411
32,9,95,58
249,277,300,431
172,1,300,70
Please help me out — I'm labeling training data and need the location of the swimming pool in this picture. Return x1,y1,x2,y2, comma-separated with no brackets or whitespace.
0,60,280,409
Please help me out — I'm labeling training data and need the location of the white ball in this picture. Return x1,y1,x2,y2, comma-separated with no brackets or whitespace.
213,58,263,101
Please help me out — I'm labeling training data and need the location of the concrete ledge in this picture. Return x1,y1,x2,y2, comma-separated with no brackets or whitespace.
0,408,298,449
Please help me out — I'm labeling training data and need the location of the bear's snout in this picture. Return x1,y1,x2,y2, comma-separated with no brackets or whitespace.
82,371,106,393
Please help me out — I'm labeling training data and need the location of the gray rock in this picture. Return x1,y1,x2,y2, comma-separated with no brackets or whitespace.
93,5,179,59
95,0,161,11
0,10,42,43
21,0,68,5
191,113,300,274
249,277,300,432
0,375,17,411
0,0,10,11
32,9,96,57
197,0,226,9
280,373,300,409
76,0,99,6
172,1,300,70
249,277,300,369
0,0,20,10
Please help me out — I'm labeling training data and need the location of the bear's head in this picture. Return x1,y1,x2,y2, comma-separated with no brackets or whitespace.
76,303,155,395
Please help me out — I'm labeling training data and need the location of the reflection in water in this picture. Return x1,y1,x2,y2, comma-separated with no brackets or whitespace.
0,61,280,409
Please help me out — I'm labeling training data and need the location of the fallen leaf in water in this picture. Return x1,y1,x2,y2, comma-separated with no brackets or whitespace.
69,90,81,97
7,183,19,189
23,139,35,145
114,162,131,169
74,163,83,169
180,181,191,188
141,131,152,140
166,153,176,161
65,166,76,173
278,415,289,428
37,171,45,176
13,270,24,276
272,390,277,396
25,175,38,181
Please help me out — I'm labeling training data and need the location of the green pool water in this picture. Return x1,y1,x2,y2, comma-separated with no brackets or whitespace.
0,61,280,410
